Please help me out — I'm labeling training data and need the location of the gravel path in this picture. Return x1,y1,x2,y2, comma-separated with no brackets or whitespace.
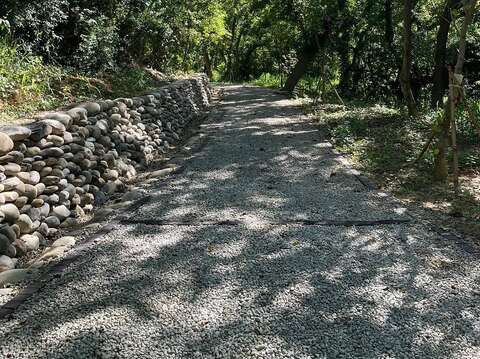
1,85,480,358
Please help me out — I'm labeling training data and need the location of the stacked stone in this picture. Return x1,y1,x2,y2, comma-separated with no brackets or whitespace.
0,75,210,267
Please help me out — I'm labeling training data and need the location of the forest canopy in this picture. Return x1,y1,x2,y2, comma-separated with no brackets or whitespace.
0,0,479,102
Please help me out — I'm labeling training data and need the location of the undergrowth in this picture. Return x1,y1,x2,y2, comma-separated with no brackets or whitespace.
0,40,172,123
310,101,480,238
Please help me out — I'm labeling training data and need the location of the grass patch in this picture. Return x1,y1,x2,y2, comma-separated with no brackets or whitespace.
0,40,172,124
311,101,480,238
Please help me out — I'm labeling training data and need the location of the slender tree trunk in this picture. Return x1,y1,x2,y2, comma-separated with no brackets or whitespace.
385,0,394,47
203,45,213,79
226,15,238,81
431,0,456,108
400,0,417,116
283,31,329,93
434,0,477,181
337,0,351,94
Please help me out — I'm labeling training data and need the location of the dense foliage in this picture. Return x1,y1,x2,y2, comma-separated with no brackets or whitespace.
1,1,478,100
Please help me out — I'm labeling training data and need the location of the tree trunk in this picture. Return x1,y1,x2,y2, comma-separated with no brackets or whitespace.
226,15,238,82
399,0,417,116
434,0,477,181
203,46,213,79
282,31,328,93
431,0,455,108
385,0,394,48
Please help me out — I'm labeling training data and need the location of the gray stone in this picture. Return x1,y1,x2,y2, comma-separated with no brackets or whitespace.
0,126,31,141
0,204,20,222
5,244,16,257
17,214,34,234
16,171,41,185
0,224,16,242
2,191,19,203
30,122,52,141
41,147,64,157
80,102,102,115
0,133,14,155
0,234,9,255
14,196,28,208
44,216,60,228
1,177,22,191
13,238,27,257
41,119,66,135
25,205,41,221
44,112,72,127
26,146,41,156
35,182,46,195
94,191,108,205
52,205,70,220
20,234,39,251
0,151,24,164
23,184,38,200
4,163,21,175
67,107,88,121
39,203,50,218
47,194,59,204
37,223,48,237
0,255,15,271
63,131,73,143
46,134,64,146
32,160,46,171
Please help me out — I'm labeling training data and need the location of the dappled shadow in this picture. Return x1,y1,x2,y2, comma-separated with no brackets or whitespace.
314,102,480,239
1,85,480,358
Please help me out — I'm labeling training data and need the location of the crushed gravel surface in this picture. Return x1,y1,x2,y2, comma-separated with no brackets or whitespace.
1,85,479,358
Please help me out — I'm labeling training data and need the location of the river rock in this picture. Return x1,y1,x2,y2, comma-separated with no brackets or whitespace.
0,133,14,155
31,198,44,208
52,205,70,220
80,102,101,115
0,204,20,222
27,207,41,222
46,134,64,146
67,107,88,122
4,163,21,175
0,255,15,272
2,177,22,191
14,196,28,208
37,223,48,237
0,225,16,243
3,126,31,142
0,151,24,164
3,191,19,203
41,147,64,157
17,214,34,234
0,234,9,255
42,119,66,135
45,216,60,228
20,234,39,251
45,112,72,127
35,183,46,196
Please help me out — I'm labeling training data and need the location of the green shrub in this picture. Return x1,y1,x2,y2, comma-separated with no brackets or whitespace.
0,39,61,110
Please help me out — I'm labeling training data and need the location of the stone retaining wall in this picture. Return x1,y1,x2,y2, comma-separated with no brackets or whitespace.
0,75,210,270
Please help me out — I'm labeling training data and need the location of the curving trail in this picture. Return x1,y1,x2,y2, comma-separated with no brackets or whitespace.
1,85,480,358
